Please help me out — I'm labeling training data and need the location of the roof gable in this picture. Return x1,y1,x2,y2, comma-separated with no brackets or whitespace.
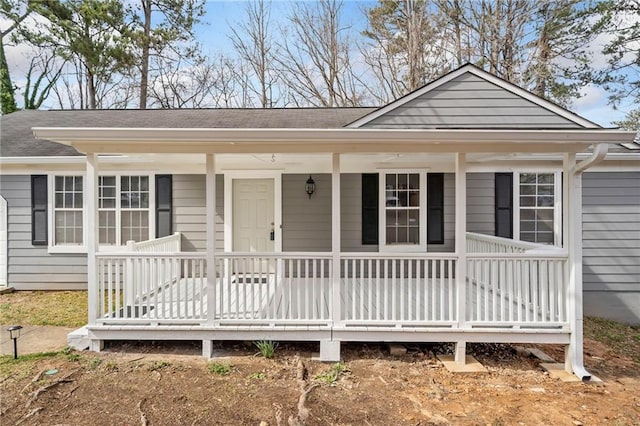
348,64,599,129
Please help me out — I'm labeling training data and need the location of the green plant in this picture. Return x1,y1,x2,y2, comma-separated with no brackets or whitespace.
248,372,266,380
87,358,102,370
208,361,233,375
104,360,119,372
254,340,278,359
147,360,171,371
314,362,347,384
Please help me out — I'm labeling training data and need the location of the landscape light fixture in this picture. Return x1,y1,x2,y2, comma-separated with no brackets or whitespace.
305,175,316,199
7,325,23,359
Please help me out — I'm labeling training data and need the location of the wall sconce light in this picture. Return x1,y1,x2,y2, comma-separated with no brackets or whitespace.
305,175,316,199
7,325,23,359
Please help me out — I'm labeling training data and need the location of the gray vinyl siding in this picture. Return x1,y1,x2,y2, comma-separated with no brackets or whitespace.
363,73,583,129
582,172,640,325
282,174,332,252
172,174,223,252
467,173,496,236
0,175,87,290
428,173,455,252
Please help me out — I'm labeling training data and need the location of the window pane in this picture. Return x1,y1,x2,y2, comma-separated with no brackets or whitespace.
409,190,419,207
537,196,554,207
409,227,419,244
140,192,149,208
538,174,554,184
538,185,553,195
74,193,83,208
398,174,407,188
121,176,130,191
121,211,149,242
520,185,536,195
65,177,74,191
520,174,536,184
140,176,149,191
397,210,408,226
520,196,536,207
409,173,419,189
74,176,83,191
55,176,63,191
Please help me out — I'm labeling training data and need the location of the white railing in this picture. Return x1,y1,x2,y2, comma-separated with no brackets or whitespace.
466,232,552,253
124,232,182,304
127,232,181,253
466,253,568,326
97,253,206,324
341,254,458,326
213,252,333,325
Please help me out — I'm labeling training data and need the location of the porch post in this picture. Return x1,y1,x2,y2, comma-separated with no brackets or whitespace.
204,154,216,356
454,152,467,364
563,153,585,374
86,153,98,326
323,152,342,361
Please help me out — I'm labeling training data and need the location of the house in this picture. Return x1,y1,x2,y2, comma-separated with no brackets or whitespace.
1,64,638,379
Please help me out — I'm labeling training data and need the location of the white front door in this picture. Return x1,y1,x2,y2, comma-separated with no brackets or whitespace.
233,179,275,252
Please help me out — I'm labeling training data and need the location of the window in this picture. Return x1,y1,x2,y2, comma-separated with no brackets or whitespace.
99,176,150,245
53,176,84,245
47,174,154,251
519,173,555,244
383,173,421,246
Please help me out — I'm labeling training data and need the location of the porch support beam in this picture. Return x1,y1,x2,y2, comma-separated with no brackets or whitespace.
86,153,98,326
330,153,342,342
204,154,216,357
454,153,468,364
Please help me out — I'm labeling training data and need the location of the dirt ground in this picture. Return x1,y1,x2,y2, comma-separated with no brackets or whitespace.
1,338,639,426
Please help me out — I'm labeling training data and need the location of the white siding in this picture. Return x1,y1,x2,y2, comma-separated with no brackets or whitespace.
467,173,496,236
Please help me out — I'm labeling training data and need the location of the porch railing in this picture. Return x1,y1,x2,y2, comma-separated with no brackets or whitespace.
93,236,568,330
127,232,181,253
466,232,553,253
341,254,457,326
466,253,567,326
212,252,333,325
96,252,206,324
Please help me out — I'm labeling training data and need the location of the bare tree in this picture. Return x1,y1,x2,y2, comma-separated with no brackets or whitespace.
229,0,281,107
277,0,364,107
361,0,451,102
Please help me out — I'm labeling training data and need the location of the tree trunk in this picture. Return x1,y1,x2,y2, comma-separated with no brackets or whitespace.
139,0,152,109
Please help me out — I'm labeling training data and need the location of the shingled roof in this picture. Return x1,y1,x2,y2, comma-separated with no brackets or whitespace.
0,107,377,157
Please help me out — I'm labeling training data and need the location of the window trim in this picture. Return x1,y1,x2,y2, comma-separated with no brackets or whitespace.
378,170,427,252
513,171,562,246
46,172,156,254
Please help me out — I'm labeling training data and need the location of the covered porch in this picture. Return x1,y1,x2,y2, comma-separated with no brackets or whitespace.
32,126,628,377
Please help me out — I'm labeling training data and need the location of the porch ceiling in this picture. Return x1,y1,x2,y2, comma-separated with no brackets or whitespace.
32,127,637,155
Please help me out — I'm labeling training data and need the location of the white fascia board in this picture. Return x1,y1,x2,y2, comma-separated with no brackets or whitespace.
32,127,636,149
346,64,600,129
0,155,130,164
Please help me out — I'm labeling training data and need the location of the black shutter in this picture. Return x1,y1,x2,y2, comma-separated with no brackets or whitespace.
495,173,513,238
427,173,444,244
155,175,172,238
31,175,48,245
361,173,378,245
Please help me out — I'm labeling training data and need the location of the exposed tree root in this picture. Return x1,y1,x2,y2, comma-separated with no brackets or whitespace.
138,399,148,426
26,369,79,408
21,369,47,393
288,357,318,426
15,407,43,425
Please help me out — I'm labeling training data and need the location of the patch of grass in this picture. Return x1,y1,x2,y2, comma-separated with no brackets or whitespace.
208,361,233,375
0,291,87,327
254,340,277,359
584,317,640,364
314,362,347,385
248,372,266,380
147,360,171,371
103,360,119,372
0,350,63,379
87,358,102,370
